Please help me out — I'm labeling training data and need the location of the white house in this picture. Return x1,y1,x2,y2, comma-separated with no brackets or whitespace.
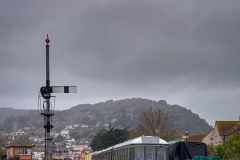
61,129,69,135
81,124,89,128
68,138,76,143
73,124,79,128
110,118,117,123
32,152,43,160
24,127,30,130
65,125,74,130
104,123,109,127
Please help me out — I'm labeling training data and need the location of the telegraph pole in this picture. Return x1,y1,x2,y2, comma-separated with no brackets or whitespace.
39,35,77,160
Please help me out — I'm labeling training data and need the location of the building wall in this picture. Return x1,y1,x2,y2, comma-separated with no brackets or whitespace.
19,154,32,160
213,124,222,145
7,148,13,159
202,129,214,145
13,147,18,156
13,147,32,160
85,152,93,160
213,124,218,145
78,152,85,160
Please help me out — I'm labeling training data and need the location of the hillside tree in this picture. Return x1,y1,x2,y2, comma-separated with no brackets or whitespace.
55,135,65,143
91,125,130,151
129,108,181,141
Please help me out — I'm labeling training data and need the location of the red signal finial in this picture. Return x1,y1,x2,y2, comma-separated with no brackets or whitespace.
45,34,50,44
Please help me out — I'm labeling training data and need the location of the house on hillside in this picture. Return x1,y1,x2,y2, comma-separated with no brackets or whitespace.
212,121,239,145
32,151,42,160
74,124,79,128
96,122,101,127
65,125,74,130
61,129,69,136
110,118,117,123
5,139,33,160
72,145,88,152
81,124,89,128
23,127,30,131
67,138,76,144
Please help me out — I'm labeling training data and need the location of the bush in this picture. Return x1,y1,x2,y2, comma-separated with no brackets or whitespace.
207,133,240,160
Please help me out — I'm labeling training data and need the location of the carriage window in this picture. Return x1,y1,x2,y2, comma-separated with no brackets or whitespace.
125,148,127,159
120,150,122,159
18,148,31,155
135,146,144,160
125,149,126,159
122,149,124,159
146,146,155,160
157,146,166,160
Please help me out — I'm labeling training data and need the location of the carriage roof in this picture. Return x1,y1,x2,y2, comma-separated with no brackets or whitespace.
93,136,168,155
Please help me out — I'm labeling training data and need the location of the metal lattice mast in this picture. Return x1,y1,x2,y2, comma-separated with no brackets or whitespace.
45,35,52,160
38,35,77,160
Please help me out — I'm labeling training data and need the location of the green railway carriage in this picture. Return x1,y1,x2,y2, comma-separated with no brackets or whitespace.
92,136,169,160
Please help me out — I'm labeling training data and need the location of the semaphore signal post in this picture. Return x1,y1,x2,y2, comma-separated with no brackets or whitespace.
38,35,77,160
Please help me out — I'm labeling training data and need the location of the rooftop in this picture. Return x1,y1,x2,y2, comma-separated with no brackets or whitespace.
6,139,33,148
215,121,239,134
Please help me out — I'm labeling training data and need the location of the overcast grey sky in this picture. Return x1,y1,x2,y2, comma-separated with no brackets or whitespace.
1,1,240,126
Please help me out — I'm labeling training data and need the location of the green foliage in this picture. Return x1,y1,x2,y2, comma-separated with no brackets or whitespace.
91,126,130,151
207,144,215,156
225,133,240,159
91,129,108,151
207,144,226,159
215,145,226,159
55,135,65,142
207,133,240,160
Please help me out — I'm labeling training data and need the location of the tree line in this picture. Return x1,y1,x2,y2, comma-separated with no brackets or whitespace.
91,108,181,151
90,108,240,159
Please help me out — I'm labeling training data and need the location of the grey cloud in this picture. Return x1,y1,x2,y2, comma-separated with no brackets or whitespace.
0,0,240,126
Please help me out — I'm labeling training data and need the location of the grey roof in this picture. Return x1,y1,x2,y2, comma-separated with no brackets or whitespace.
93,136,168,155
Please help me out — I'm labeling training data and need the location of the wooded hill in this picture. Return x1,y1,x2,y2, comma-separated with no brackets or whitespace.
0,98,212,137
